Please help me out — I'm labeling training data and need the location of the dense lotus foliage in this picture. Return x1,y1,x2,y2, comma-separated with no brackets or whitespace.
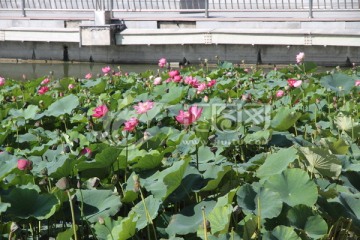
0,55,360,240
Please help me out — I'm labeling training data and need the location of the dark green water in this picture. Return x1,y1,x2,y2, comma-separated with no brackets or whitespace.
0,62,159,81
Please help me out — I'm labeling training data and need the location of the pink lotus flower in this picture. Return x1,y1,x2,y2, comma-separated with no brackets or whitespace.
134,101,154,114
68,84,75,90
41,78,50,85
287,79,302,88
276,90,285,98
197,83,207,94
153,77,162,85
17,159,32,171
102,66,111,74
80,147,92,157
296,52,305,64
175,105,203,126
38,86,49,95
173,75,182,83
85,73,92,79
293,80,302,88
169,70,180,78
92,105,108,118
355,80,360,86
207,79,216,87
124,117,139,132
0,77,5,86
184,76,199,88
158,58,167,68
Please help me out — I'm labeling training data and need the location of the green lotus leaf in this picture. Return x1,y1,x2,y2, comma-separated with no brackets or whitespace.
304,215,328,239
299,146,342,178
144,157,190,200
244,130,272,145
42,94,79,117
302,61,317,73
270,107,302,131
167,166,204,203
238,214,258,240
320,73,355,94
323,138,350,155
130,195,161,230
160,84,186,104
35,148,74,179
9,104,39,120
287,205,314,229
200,165,232,192
2,188,59,220
56,226,78,240
74,189,122,223
339,192,360,219
263,225,301,240
208,189,237,235
264,168,318,207
127,149,164,170
207,204,233,235
90,79,107,94
256,147,298,179
0,152,17,181
109,212,137,240
236,184,282,219
0,202,10,213
77,146,122,172
94,216,120,240
166,200,216,236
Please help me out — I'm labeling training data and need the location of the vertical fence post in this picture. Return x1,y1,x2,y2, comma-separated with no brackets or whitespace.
110,0,114,18
308,0,313,18
205,0,209,18
21,0,26,17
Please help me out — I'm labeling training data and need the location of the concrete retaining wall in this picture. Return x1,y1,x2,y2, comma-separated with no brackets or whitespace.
0,41,359,66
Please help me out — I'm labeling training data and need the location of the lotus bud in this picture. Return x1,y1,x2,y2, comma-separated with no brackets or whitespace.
56,177,69,190
98,217,105,225
203,95,209,103
133,174,140,192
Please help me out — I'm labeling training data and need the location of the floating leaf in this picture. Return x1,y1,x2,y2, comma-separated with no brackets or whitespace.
74,189,122,223
271,107,302,131
201,165,232,192
304,215,328,239
236,184,282,219
166,200,216,236
2,188,59,220
110,212,137,240
299,146,342,178
144,158,190,200
43,94,79,117
320,73,355,94
263,225,301,240
130,195,161,230
256,147,297,179
56,226,78,240
264,168,318,207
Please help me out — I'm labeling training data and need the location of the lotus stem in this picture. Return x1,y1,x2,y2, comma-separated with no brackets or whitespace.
67,190,78,240
139,188,157,240
257,196,261,231
201,206,208,240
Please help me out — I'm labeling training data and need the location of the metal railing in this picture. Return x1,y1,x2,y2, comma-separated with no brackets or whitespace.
0,0,359,17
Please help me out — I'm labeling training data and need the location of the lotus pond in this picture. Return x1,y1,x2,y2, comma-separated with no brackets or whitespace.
0,55,359,240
